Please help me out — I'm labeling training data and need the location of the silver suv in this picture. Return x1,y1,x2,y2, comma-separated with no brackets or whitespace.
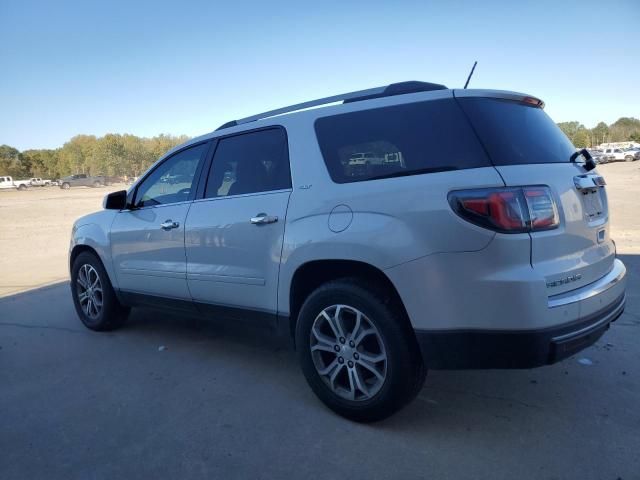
69,81,627,421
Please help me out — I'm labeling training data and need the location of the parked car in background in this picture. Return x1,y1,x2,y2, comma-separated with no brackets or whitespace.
59,174,107,189
0,176,30,190
0,176,15,190
348,152,384,166
587,150,607,164
69,81,627,421
602,148,626,162
28,177,52,187
623,148,639,162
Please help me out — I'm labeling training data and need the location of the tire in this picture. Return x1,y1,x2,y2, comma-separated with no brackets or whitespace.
295,278,425,422
61,182,70,189
93,181,102,187
17,184,27,191
625,156,633,162
71,251,129,331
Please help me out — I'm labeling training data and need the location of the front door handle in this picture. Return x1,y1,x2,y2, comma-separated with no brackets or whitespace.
250,214,278,225
160,219,180,230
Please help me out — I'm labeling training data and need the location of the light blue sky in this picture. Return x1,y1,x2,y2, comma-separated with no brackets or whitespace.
1,0,638,151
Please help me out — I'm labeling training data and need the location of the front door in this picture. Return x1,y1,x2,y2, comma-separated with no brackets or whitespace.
185,128,291,318
110,142,209,299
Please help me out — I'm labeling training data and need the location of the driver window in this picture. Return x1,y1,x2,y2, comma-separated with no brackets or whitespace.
135,142,208,208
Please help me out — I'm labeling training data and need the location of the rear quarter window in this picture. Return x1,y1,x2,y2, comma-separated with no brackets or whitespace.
314,99,490,183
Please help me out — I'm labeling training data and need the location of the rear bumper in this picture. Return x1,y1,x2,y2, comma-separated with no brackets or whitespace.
415,292,626,370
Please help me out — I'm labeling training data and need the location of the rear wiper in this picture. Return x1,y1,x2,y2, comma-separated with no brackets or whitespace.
570,148,596,172
367,166,457,181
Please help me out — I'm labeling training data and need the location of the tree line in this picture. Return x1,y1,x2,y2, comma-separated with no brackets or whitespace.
2,116,640,180
0,134,189,180
557,117,640,149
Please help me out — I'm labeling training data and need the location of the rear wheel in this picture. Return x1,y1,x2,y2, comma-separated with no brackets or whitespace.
17,184,27,191
295,279,425,422
93,180,102,187
71,251,129,331
61,182,70,189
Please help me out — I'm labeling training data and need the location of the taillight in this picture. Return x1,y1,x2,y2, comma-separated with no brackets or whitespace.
448,186,559,233
523,187,559,229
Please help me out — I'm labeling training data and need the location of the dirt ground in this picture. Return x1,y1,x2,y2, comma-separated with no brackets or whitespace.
0,162,638,297
0,184,125,297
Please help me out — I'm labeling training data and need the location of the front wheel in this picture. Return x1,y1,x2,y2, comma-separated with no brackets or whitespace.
61,182,70,189
71,251,129,331
295,279,425,422
625,155,634,162
93,181,102,187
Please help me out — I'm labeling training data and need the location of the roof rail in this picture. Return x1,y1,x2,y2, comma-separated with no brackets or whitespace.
215,81,447,131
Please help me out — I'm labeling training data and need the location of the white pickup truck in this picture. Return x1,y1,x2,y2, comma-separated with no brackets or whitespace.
28,177,52,186
602,148,626,162
0,176,31,190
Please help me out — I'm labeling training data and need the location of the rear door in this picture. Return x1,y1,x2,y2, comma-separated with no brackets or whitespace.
457,93,614,295
110,142,209,300
185,127,291,319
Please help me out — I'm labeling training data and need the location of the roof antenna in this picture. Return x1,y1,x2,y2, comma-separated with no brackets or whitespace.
463,61,478,89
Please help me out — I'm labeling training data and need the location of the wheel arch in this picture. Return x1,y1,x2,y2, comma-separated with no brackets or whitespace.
69,244,100,271
287,259,411,339
70,223,118,290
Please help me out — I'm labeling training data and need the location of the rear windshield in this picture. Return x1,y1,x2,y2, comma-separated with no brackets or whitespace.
456,97,575,165
314,99,490,183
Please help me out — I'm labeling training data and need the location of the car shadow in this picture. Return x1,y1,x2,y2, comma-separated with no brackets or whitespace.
1,252,637,433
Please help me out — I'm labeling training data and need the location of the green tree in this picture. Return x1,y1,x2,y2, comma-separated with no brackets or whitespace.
3,133,190,179
557,121,582,141
573,129,590,148
590,122,609,146
21,150,46,176
95,134,127,176
557,121,589,146
122,134,153,177
0,144,28,178
609,117,640,142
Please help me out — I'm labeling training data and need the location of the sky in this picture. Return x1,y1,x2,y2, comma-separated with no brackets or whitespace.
1,0,638,151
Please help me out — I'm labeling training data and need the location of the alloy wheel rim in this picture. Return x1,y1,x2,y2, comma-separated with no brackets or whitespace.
76,264,103,319
310,304,387,401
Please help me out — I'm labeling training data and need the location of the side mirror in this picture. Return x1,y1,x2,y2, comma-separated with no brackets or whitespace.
103,190,127,210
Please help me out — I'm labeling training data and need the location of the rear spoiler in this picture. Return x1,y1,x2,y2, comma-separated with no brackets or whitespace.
454,89,545,109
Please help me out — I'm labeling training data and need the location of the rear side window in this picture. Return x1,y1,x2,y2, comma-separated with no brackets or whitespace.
456,97,575,165
204,128,291,198
314,99,490,183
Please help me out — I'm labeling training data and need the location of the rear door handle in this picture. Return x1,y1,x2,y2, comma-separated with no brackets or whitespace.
250,214,278,225
160,219,180,230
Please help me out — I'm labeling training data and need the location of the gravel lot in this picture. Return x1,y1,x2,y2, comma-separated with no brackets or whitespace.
0,163,639,479
0,184,125,297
